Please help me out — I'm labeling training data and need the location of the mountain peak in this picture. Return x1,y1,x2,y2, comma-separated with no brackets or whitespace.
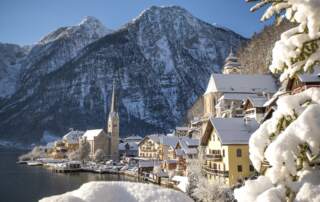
133,5,193,22
38,16,111,45
79,16,101,26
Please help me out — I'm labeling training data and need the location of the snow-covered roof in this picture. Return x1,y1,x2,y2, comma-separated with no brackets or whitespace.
210,117,259,145
82,129,104,141
138,160,160,168
138,134,162,146
218,93,259,102
246,96,268,108
204,73,277,95
124,135,143,142
160,136,179,148
297,71,320,83
63,130,84,144
179,136,199,147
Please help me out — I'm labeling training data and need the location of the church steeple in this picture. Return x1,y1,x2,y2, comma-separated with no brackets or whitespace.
223,48,242,74
108,79,119,161
110,80,117,114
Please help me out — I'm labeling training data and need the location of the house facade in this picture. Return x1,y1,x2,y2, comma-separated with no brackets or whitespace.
201,117,258,187
138,135,161,159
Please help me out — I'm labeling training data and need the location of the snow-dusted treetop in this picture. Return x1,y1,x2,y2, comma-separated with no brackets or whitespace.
248,0,320,81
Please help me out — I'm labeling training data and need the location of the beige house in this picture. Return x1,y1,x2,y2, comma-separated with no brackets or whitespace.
138,135,161,159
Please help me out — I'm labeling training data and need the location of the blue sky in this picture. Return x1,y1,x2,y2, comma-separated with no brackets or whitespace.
0,0,270,45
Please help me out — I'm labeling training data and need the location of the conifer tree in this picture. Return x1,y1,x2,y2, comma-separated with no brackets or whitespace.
235,1,320,201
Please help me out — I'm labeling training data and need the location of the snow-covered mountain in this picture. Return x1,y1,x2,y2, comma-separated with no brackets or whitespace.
0,43,29,98
0,6,246,143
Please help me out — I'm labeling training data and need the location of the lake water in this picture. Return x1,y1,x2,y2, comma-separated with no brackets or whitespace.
0,149,138,202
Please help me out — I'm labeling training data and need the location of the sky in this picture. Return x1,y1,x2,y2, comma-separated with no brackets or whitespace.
0,0,271,45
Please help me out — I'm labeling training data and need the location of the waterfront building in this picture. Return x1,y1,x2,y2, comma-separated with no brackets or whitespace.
138,134,162,159
82,81,120,161
62,129,84,151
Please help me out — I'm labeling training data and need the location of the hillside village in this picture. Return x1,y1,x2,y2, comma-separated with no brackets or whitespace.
19,46,320,197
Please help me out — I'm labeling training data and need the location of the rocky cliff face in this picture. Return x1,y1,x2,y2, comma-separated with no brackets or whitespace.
0,6,246,143
0,43,29,99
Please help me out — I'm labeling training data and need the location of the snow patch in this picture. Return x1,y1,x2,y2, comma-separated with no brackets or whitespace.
39,181,193,202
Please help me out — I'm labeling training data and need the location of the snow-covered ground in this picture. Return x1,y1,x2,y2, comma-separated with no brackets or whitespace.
40,181,193,202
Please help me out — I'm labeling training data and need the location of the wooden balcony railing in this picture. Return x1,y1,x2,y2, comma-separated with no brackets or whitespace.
202,165,229,177
205,154,222,161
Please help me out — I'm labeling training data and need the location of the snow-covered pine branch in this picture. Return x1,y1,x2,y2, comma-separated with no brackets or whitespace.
235,1,320,201
250,0,320,81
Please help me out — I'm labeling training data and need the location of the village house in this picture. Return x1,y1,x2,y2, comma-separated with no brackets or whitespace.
62,130,84,151
50,140,68,159
159,135,179,161
242,96,268,123
284,70,320,94
119,142,139,158
174,127,190,137
138,134,162,159
81,82,120,161
200,117,258,187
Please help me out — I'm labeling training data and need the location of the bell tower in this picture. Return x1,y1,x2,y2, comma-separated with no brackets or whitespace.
222,49,242,74
108,80,119,161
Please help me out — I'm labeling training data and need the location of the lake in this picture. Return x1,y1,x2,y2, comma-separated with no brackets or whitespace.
0,149,138,202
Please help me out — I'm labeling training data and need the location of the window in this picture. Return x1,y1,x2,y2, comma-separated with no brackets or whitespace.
237,165,242,172
236,148,242,157
250,165,255,172
222,149,225,157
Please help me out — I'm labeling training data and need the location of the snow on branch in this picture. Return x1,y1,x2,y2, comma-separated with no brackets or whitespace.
250,0,320,81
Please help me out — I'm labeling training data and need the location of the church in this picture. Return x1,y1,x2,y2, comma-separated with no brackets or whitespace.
82,82,120,161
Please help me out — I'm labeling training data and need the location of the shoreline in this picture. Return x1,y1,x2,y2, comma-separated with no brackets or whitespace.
18,159,180,191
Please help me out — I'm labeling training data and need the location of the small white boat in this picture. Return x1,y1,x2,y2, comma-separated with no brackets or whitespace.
27,161,42,166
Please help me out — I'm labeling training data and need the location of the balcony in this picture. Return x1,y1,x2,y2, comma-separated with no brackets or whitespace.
202,165,229,177
205,154,222,161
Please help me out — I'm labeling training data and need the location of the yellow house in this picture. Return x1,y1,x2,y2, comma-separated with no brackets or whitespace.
200,117,258,187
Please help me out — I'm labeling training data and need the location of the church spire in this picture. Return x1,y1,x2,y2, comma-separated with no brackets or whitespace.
110,80,117,113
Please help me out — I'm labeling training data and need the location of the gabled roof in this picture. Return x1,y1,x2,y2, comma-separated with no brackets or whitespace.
138,134,162,146
63,130,84,144
201,117,259,145
204,73,277,95
179,137,199,147
160,136,179,148
244,96,268,108
82,129,105,141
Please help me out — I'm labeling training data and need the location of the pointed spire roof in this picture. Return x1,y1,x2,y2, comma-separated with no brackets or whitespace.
108,79,119,120
110,80,116,113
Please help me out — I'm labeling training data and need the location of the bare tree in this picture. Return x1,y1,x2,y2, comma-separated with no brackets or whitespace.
19,146,47,161
93,149,104,162
186,158,232,202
